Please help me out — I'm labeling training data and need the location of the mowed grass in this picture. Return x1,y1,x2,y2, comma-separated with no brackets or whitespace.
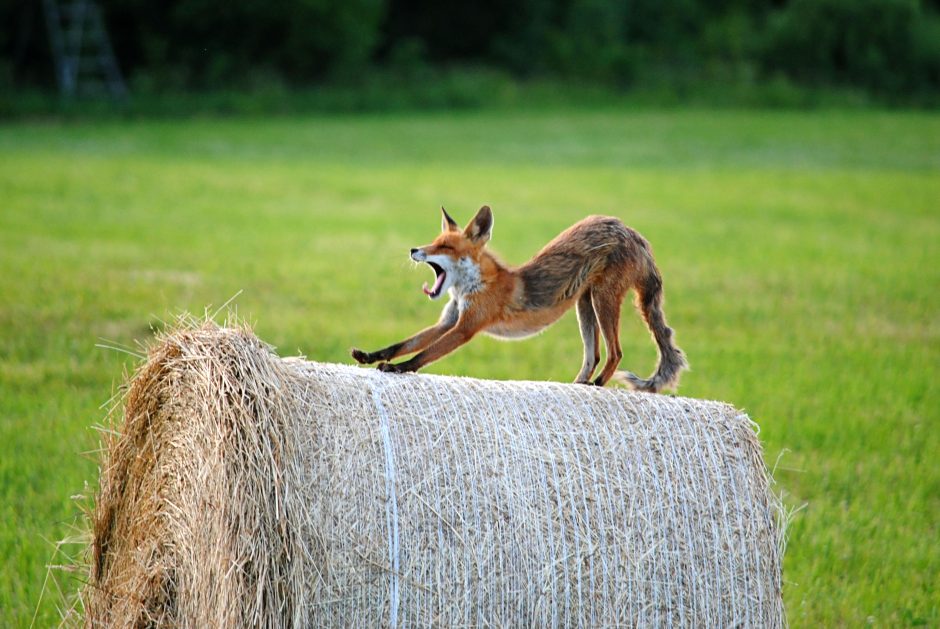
1,109,937,626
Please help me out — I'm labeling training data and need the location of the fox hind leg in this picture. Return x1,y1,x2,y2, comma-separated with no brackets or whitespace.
591,287,625,386
574,290,600,384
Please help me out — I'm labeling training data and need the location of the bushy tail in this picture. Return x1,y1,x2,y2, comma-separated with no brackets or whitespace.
619,269,688,393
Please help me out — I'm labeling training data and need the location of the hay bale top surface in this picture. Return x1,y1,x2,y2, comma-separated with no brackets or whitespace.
85,322,785,628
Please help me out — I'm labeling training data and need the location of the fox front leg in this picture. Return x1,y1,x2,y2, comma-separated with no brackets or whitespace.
352,300,458,365
377,311,480,374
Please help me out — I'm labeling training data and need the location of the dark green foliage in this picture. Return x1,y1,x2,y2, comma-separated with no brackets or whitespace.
760,0,940,97
106,0,386,88
2,0,939,103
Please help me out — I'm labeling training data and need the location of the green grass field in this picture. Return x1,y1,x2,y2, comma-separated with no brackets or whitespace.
1,109,937,626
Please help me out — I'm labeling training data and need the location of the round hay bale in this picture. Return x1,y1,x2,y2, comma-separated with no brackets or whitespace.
83,322,785,627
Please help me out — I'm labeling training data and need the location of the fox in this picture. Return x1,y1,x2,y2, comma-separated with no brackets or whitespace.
351,205,688,391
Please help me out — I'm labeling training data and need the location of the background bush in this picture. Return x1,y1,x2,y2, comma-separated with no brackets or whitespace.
760,0,940,97
3,0,939,103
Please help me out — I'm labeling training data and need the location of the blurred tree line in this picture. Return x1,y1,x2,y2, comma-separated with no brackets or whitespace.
3,0,939,102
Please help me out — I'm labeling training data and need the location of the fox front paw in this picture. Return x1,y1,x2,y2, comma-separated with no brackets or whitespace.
351,348,375,364
377,361,414,374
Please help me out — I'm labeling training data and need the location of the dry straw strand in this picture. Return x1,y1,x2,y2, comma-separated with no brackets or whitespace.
80,319,786,628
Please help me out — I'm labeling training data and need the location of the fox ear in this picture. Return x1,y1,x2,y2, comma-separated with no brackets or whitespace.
441,206,459,232
465,205,493,244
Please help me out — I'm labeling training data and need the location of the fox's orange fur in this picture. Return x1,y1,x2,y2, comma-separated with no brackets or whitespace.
352,206,687,390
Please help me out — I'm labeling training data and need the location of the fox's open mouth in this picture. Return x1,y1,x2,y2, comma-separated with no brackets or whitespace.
422,262,446,298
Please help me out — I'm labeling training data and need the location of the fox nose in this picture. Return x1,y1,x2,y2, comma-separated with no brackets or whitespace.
410,248,418,255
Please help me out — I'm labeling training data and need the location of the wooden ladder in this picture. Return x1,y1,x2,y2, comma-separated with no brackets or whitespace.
42,0,126,99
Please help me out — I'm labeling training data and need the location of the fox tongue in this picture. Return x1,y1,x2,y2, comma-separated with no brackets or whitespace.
422,270,446,296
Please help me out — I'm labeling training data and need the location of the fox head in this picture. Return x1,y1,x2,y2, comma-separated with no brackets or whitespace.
410,205,493,300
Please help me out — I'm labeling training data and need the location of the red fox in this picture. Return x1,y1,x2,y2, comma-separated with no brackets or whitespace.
352,206,687,391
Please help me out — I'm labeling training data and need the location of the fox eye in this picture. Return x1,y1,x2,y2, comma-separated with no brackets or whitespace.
438,244,453,251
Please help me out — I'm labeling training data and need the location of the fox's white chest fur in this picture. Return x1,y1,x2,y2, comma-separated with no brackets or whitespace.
451,256,483,294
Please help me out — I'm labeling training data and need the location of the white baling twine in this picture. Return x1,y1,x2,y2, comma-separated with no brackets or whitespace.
370,380,401,628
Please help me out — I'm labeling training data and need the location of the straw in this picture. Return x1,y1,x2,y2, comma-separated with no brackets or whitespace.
81,319,786,627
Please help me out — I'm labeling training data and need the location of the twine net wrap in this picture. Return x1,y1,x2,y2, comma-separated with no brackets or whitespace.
84,322,785,627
